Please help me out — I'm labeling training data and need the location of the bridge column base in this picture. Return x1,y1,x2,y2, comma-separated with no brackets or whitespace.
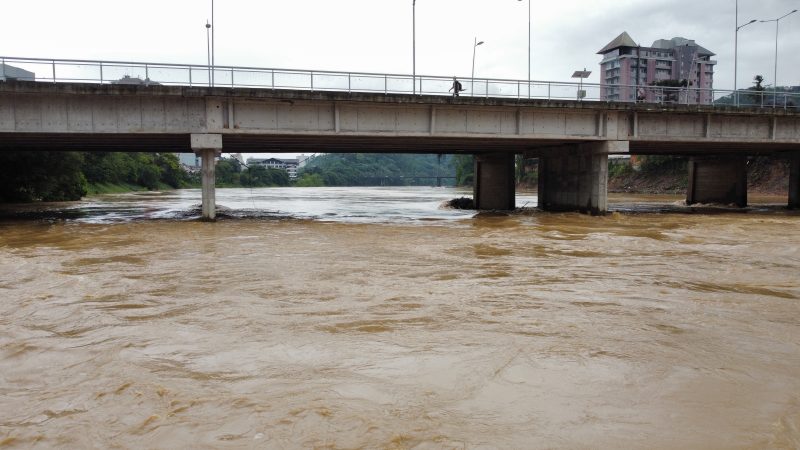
538,144,609,215
790,153,800,210
687,156,747,207
191,134,223,221
473,153,516,210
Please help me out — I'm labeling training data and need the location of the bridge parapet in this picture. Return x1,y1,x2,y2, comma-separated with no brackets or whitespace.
2,56,799,110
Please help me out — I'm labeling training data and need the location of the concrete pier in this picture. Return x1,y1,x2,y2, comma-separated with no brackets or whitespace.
790,153,800,210
191,134,222,220
687,156,747,207
473,153,516,210
537,143,612,215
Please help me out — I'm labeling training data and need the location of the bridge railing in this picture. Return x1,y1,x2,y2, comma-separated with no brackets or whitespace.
2,56,798,110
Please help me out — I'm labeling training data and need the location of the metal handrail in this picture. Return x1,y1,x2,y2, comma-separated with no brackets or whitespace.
1,56,798,110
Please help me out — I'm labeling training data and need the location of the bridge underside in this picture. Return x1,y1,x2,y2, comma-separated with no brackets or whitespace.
1,132,797,156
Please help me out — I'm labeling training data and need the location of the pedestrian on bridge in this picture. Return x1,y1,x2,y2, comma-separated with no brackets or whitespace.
449,77,465,97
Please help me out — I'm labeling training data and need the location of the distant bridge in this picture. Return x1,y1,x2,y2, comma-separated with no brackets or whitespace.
1,56,799,219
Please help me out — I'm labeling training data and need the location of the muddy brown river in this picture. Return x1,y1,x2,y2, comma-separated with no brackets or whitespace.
1,187,799,448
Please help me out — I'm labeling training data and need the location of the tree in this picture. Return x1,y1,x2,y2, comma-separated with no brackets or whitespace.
215,157,242,186
0,151,87,202
650,79,688,103
748,75,766,106
452,154,474,186
240,165,290,187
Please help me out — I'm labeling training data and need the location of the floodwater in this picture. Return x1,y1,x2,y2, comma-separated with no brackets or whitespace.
1,187,799,449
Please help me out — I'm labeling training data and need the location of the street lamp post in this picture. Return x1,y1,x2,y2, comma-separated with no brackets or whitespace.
734,0,756,106
206,21,212,87
761,9,798,108
517,0,530,96
413,0,416,95
211,0,215,87
471,37,484,95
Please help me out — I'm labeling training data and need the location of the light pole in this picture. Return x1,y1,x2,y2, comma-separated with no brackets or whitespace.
734,0,756,106
517,0,530,96
471,37,484,95
413,0,416,95
206,21,212,87
211,0,215,87
761,9,798,108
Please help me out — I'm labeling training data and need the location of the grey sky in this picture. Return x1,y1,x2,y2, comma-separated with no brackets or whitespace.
3,0,799,158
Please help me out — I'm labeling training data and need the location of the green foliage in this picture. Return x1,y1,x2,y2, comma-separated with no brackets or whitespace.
240,165,290,187
295,173,325,187
753,75,765,91
0,151,88,202
300,154,457,186
154,153,186,188
516,156,538,186
639,155,687,174
82,152,189,189
608,161,634,178
452,154,474,186
0,151,192,203
651,79,689,88
215,157,242,186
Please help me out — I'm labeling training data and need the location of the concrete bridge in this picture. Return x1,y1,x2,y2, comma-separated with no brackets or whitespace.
1,80,799,219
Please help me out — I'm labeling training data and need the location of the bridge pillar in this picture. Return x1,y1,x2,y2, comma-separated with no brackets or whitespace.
790,153,800,210
687,156,747,207
473,153,516,210
537,142,612,215
191,134,223,221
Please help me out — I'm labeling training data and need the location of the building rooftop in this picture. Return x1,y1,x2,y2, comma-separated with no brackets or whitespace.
651,37,715,56
598,32,714,56
597,31,638,54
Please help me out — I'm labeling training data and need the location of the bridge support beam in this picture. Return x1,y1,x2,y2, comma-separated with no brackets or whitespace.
687,156,747,207
790,153,800,210
537,142,614,215
191,134,223,221
473,153,516,210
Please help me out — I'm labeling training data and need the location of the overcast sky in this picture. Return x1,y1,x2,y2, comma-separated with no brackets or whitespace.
3,0,799,159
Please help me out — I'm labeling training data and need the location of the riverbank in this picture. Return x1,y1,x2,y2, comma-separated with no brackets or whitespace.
607,157,790,196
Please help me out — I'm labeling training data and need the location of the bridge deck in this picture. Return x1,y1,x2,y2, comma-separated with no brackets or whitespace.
1,81,799,156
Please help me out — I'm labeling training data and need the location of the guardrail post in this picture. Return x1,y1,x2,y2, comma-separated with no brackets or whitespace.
485,80,488,98
517,81,520,100
2,58,6,80
99,62,104,83
348,73,351,93
188,67,192,87
547,83,551,100
271,70,275,90
52,60,56,83
231,68,234,87
145,64,149,81
310,72,314,92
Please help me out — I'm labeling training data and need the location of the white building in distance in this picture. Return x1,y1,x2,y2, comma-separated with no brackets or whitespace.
247,157,300,179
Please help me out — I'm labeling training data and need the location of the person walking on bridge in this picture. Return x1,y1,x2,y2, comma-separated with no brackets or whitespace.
449,76,465,97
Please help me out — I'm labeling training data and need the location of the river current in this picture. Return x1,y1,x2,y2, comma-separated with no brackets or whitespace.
1,187,799,448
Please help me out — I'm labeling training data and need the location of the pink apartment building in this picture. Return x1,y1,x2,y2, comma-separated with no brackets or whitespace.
598,32,717,104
